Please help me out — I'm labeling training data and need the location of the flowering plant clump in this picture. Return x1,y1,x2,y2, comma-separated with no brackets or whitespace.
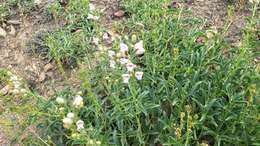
44,92,103,145
31,0,260,145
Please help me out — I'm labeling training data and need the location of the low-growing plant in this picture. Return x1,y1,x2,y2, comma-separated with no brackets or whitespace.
42,0,99,69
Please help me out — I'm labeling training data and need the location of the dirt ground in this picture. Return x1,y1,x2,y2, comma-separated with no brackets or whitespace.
0,0,257,145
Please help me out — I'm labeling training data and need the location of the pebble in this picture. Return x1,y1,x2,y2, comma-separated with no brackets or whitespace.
9,25,16,36
113,10,125,18
0,27,7,38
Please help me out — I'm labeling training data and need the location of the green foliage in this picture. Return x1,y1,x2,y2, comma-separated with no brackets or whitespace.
0,69,9,85
45,27,93,68
48,0,90,24
44,0,96,68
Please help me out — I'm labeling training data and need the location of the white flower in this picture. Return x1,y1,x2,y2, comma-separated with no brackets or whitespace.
88,140,94,145
131,34,137,42
87,14,99,20
108,50,116,58
249,0,259,4
20,88,27,94
126,62,136,72
96,141,101,145
120,42,128,53
13,81,21,89
63,117,73,125
135,71,144,80
109,60,116,68
56,97,65,104
119,58,129,65
122,74,130,84
10,75,18,81
34,0,41,5
73,95,84,108
12,89,19,94
89,3,95,11
59,107,64,111
62,117,73,128
98,45,108,51
76,120,84,130
134,40,145,55
67,112,75,119
92,37,99,46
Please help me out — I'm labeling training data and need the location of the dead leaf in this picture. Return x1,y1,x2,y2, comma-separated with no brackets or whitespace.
38,72,46,82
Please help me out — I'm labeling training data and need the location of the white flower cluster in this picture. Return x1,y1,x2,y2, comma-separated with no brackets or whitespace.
56,95,84,108
8,73,27,95
73,95,84,108
107,40,145,84
87,3,99,20
62,112,74,129
62,112,85,131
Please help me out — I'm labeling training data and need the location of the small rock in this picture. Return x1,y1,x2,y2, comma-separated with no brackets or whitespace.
46,71,54,77
38,72,46,82
44,63,54,72
0,27,7,38
2,23,7,28
9,25,16,36
113,10,125,18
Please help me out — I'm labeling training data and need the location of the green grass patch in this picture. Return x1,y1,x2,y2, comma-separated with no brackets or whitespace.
39,0,98,68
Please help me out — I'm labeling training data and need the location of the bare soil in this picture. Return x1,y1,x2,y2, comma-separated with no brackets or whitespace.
181,0,257,43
